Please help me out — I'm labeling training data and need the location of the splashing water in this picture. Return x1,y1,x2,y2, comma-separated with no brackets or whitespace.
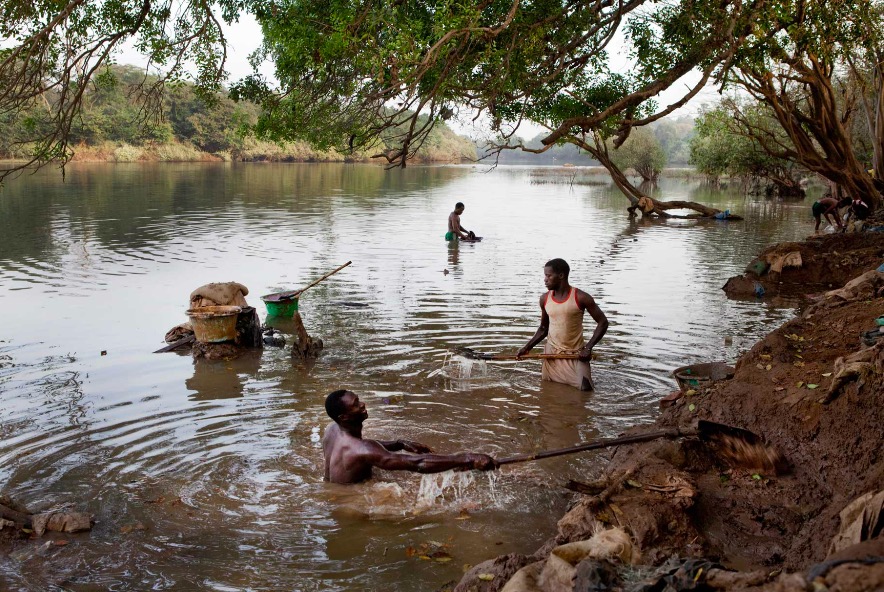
438,353,489,381
362,482,408,516
415,470,476,512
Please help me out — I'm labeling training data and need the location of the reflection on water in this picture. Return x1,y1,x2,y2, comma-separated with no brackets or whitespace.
0,163,817,590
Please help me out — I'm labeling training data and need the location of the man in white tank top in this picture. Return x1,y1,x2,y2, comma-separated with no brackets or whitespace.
516,258,609,391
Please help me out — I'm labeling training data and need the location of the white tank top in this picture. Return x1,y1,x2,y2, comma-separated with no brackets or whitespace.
545,287,585,352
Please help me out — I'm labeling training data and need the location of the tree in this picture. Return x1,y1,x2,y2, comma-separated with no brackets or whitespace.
0,0,768,213
609,127,666,182
234,0,765,222
726,0,884,209
690,103,806,196
0,0,234,180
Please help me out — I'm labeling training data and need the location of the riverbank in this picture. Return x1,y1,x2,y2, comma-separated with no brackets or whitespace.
455,231,884,591
1,137,477,165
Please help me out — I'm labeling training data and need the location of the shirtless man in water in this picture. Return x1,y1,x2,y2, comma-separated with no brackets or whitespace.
322,390,497,484
446,202,474,241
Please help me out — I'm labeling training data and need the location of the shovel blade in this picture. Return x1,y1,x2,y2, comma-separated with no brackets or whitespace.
697,420,789,475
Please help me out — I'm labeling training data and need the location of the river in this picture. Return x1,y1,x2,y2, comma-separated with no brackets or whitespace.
0,163,817,590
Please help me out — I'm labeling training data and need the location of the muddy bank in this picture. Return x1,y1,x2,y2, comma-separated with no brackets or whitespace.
457,234,884,591
723,232,884,299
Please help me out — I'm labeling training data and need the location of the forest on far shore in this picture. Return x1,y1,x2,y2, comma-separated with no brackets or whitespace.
0,65,478,165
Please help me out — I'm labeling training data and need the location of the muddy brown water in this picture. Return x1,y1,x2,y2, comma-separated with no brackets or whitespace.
0,163,819,590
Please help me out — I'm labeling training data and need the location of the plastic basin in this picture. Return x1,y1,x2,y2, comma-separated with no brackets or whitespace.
262,296,299,318
186,305,242,343
672,362,735,393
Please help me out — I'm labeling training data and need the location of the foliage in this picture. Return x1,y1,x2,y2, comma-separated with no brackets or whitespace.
608,127,666,181
689,104,804,192
725,0,884,206
0,64,475,163
232,0,761,169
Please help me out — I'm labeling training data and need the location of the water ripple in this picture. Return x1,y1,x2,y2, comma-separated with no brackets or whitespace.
0,163,817,591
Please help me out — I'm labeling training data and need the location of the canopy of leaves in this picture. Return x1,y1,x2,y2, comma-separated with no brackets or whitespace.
232,0,763,166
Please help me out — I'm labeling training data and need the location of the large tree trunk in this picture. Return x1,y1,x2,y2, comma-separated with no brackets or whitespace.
736,53,880,210
866,61,884,193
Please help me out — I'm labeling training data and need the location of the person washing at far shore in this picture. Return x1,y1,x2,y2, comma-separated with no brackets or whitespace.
322,390,497,484
446,202,475,241
812,193,849,233
517,259,609,392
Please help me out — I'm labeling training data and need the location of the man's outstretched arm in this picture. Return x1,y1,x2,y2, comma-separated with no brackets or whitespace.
376,439,433,454
360,440,496,474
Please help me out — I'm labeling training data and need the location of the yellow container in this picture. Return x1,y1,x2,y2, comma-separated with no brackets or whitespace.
186,306,242,343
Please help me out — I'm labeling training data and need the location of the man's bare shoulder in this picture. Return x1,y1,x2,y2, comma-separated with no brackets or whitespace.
322,422,340,444
575,288,597,307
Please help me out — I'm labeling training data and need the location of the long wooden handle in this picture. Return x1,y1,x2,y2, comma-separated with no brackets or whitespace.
490,353,580,360
497,428,688,465
298,261,352,294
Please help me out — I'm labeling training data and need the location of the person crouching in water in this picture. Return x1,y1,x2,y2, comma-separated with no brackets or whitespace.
446,202,475,241
516,258,609,391
322,390,497,484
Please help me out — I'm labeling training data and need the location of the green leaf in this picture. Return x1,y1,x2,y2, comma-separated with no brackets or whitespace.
478,574,495,581
806,384,818,389
688,403,696,412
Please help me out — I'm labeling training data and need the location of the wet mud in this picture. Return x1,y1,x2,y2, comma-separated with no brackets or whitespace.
723,232,884,299
457,232,884,591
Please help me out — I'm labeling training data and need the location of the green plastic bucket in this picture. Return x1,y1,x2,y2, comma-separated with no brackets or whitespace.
262,296,299,318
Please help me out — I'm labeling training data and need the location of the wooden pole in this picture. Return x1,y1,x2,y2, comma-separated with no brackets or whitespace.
296,261,353,295
497,428,686,465
264,261,353,301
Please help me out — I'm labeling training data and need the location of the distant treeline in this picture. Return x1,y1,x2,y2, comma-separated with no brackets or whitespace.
479,116,695,166
0,65,477,164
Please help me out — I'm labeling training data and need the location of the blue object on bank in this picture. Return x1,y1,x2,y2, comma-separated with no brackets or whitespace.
878,262,884,272
754,282,765,298
714,209,731,220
